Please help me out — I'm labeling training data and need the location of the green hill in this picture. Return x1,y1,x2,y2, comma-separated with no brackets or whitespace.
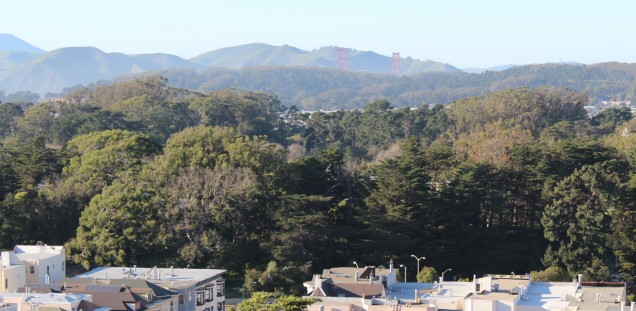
190,44,459,74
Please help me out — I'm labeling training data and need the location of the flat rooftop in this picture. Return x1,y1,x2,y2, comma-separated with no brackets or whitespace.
321,267,394,284
10,245,64,262
75,266,225,289
0,292,89,303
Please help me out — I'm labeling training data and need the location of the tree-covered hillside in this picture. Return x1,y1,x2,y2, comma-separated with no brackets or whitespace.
1,77,636,294
157,62,636,110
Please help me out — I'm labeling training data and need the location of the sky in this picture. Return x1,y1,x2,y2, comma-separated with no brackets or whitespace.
3,0,636,68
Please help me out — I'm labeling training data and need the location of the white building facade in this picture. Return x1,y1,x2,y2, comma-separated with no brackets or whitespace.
1,244,65,293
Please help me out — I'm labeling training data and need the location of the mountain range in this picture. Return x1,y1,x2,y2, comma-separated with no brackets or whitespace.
0,34,461,95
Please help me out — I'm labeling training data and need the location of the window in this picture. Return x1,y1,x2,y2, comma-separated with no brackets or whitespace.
188,290,192,301
62,262,65,271
30,266,35,274
205,285,214,302
217,282,225,297
5,278,7,289
46,266,50,275
178,294,184,305
196,290,204,306
217,301,225,311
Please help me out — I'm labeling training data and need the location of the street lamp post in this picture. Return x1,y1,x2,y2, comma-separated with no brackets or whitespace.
399,264,407,282
441,268,452,282
353,261,359,269
411,255,425,275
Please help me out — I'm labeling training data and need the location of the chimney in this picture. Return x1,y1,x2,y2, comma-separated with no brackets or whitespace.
355,271,359,281
473,275,477,294
577,274,582,287
631,301,634,311
390,259,394,272
133,265,137,273
171,266,174,275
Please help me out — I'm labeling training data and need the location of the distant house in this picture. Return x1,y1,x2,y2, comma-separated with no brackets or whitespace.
75,266,226,311
0,243,65,293
0,292,90,311
304,264,397,299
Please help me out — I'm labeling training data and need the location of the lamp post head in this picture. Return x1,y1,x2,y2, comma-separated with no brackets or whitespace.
400,264,405,268
411,254,416,258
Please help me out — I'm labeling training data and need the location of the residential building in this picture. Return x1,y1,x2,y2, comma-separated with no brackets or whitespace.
0,292,90,311
1,244,65,293
75,266,226,311
304,264,398,298
305,267,633,311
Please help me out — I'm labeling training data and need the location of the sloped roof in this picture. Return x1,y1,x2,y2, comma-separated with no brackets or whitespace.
322,283,386,298
64,283,140,311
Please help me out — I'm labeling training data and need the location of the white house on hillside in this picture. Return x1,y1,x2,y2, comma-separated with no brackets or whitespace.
0,244,65,293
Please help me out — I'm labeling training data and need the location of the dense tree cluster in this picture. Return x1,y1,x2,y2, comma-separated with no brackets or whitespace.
1,77,636,295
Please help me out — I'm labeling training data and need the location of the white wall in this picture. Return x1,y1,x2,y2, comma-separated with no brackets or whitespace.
495,299,514,311
32,253,66,284
1,265,26,292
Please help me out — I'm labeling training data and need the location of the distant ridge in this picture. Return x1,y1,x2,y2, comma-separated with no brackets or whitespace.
461,64,517,74
190,44,460,74
0,33,45,53
0,47,205,94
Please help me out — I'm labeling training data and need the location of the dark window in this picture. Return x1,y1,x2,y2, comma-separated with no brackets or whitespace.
217,301,225,311
4,278,7,289
46,266,50,275
178,294,184,305
30,266,35,274
62,262,65,271
217,282,225,297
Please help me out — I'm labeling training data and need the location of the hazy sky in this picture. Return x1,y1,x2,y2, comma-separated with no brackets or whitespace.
3,0,636,68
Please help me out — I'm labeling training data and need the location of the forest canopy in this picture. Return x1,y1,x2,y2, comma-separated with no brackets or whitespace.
1,76,635,294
